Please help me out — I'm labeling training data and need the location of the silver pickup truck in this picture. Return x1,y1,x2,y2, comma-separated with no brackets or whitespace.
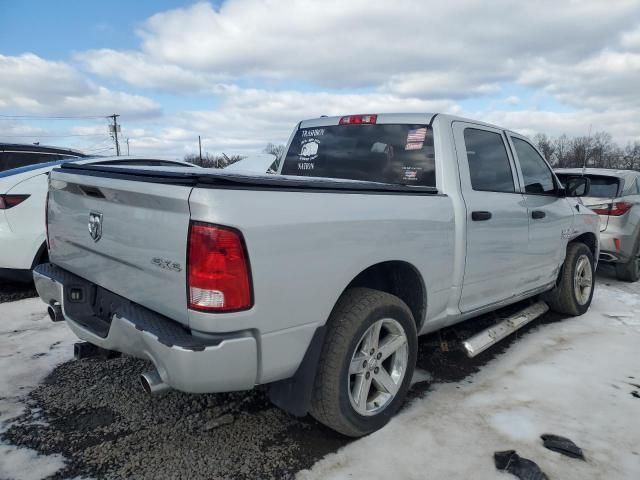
34,113,599,436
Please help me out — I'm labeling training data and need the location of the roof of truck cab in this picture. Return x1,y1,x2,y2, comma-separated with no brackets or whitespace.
298,113,517,132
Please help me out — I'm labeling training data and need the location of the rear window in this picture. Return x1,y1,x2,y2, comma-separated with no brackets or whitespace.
557,174,620,198
281,124,436,186
0,151,78,172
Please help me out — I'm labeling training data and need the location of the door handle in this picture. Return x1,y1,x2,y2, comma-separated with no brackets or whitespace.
471,211,492,221
532,210,546,219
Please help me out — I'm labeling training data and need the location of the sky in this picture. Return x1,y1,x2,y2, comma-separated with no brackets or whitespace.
0,0,639,159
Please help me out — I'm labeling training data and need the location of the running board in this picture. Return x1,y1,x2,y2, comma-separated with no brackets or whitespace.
462,301,549,358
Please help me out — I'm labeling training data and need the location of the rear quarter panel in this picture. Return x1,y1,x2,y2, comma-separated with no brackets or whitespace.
188,188,455,382
188,188,455,334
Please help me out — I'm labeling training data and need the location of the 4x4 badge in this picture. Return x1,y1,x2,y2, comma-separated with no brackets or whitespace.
88,212,103,242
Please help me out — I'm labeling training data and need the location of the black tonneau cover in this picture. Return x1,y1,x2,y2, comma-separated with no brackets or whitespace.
57,162,439,195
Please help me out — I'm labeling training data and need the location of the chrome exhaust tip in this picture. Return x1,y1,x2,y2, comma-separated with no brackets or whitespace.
47,303,64,322
140,370,170,395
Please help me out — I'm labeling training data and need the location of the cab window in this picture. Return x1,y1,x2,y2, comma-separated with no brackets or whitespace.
512,137,556,195
464,128,515,193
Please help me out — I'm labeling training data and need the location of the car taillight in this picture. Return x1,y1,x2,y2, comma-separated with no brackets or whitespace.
187,222,253,312
339,114,377,125
45,191,50,249
590,201,633,216
0,194,30,209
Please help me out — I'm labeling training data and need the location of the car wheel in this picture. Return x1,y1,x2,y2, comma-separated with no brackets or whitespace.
615,238,640,282
310,287,417,437
545,242,595,316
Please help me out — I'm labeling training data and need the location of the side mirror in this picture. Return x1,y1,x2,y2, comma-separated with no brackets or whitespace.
563,176,591,197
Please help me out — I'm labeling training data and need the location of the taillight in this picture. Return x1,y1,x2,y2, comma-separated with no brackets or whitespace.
339,114,377,125
590,201,633,216
0,194,30,209
187,222,253,312
45,191,50,249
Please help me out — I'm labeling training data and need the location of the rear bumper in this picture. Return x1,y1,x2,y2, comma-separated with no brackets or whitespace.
0,267,34,283
33,263,258,393
0,213,44,270
599,231,636,263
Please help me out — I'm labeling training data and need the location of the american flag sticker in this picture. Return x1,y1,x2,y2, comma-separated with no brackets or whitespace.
406,128,427,143
405,142,423,151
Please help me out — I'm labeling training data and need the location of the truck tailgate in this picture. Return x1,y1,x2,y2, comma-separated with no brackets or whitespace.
47,170,192,326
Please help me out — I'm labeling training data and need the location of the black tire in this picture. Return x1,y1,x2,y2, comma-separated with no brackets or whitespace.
545,242,595,316
310,287,417,437
615,238,640,282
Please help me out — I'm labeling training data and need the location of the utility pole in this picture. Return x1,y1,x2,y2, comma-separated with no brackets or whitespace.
109,114,121,156
126,138,130,156
198,135,202,163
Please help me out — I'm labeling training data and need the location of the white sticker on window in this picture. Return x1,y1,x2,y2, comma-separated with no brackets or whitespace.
299,138,320,161
405,142,423,151
301,128,325,137
402,166,422,181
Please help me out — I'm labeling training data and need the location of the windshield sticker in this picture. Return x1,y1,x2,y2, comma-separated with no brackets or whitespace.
301,128,325,137
406,128,427,143
402,166,422,181
405,142,423,151
299,138,320,160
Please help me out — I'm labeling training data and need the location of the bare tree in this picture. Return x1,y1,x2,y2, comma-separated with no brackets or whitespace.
263,143,286,159
534,133,556,164
533,131,640,171
184,152,245,168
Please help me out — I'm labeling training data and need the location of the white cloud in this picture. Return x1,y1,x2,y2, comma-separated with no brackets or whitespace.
479,108,640,145
0,53,161,117
125,87,462,157
2,2,640,157
133,0,640,87
621,25,640,51
518,50,640,110
76,49,227,94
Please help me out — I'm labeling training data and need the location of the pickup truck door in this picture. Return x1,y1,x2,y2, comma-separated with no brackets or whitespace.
452,122,530,313
506,134,574,289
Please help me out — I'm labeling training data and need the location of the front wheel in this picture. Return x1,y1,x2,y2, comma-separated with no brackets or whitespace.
545,242,595,316
310,288,417,437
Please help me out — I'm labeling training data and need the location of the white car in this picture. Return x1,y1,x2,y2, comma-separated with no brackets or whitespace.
0,156,197,282
223,154,278,174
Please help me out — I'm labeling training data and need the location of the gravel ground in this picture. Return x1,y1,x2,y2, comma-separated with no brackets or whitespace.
0,299,568,480
0,281,37,304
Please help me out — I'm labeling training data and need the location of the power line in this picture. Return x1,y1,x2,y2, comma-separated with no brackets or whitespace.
0,114,109,120
0,133,111,138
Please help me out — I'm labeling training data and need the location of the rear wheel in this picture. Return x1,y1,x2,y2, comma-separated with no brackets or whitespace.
615,238,640,282
310,288,417,437
546,242,595,316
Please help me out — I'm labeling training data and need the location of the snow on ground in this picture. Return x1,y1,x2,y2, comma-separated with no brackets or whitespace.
0,278,639,479
300,279,640,480
0,298,77,480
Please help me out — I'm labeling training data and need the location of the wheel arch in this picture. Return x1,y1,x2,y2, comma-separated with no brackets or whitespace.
342,260,427,332
268,260,427,417
569,232,598,259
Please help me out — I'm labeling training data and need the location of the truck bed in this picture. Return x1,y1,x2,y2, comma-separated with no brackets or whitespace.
47,163,453,352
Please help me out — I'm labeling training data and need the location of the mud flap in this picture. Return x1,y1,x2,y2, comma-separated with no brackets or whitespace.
267,325,326,417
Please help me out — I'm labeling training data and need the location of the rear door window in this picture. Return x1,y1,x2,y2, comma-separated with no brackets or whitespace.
0,152,62,171
464,128,515,193
281,124,436,186
581,176,620,198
